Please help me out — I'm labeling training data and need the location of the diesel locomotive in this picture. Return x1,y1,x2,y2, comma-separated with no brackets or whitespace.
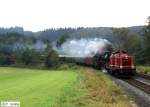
59,49,136,77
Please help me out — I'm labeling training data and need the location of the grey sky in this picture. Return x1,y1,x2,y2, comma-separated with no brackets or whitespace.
0,0,149,31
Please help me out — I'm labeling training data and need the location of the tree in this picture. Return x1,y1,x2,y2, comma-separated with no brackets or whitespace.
0,53,7,65
141,16,150,64
143,17,150,51
45,50,59,68
0,53,14,65
56,34,70,47
112,28,143,64
44,44,59,68
112,28,141,53
20,49,33,65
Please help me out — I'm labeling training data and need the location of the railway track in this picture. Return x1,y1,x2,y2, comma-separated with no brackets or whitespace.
124,78,150,94
135,72,150,80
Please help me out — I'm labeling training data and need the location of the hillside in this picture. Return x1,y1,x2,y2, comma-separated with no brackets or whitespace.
0,25,149,65
0,26,143,43
0,26,143,54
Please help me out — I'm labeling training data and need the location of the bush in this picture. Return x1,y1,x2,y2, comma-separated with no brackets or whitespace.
58,63,80,70
45,50,60,68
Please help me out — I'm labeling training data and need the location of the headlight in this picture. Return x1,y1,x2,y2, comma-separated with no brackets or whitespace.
131,65,135,69
120,66,123,69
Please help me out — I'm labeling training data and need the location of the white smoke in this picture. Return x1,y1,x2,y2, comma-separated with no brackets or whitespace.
56,38,112,57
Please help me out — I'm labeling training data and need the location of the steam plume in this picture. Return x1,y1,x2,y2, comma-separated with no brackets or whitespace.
56,38,112,57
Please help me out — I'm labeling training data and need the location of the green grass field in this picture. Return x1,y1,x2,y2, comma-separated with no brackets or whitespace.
0,67,82,107
0,67,136,107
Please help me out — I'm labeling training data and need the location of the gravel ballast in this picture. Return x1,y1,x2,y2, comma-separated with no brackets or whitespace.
108,75,150,107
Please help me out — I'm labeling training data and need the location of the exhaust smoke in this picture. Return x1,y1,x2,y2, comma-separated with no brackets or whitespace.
56,38,112,57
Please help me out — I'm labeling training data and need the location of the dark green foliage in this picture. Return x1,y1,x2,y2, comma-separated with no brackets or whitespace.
13,47,59,68
21,49,33,65
140,16,150,64
43,44,60,68
45,50,59,68
0,25,149,67
112,28,143,64
0,53,14,65
56,34,70,47
143,17,150,51
36,28,76,42
0,53,8,65
112,28,141,52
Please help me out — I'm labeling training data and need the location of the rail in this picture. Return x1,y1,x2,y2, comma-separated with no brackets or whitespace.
135,72,150,80
124,79,150,94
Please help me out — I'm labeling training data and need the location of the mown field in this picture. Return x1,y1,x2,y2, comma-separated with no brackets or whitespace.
0,67,82,107
0,67,136,107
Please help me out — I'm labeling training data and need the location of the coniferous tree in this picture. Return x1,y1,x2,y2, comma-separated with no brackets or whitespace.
142,16,150,64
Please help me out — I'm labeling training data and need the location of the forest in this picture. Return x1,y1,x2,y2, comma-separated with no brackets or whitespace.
0,17,149,68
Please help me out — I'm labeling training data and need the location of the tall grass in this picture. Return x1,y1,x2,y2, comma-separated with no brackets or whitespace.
73,67,136,107
137,66,150,74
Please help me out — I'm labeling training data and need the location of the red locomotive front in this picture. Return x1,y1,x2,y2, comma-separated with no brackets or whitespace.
108,50,135,76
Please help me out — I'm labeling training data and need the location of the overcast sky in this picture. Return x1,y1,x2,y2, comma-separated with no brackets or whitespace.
0,0,149,31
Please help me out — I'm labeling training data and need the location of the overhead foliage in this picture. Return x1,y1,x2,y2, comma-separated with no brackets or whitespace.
141,16,150,64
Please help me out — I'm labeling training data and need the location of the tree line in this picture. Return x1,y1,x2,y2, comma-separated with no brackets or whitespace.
0,17,149,68
112,17,150,65
0,44,60,69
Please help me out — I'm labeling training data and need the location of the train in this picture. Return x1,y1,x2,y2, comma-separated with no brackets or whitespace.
59,49,136,77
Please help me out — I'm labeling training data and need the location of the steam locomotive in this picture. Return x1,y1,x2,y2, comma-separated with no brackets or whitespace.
59,49,136,77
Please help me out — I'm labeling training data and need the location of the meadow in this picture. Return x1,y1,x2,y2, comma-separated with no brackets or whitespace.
0,67,136,107
0,67,82,107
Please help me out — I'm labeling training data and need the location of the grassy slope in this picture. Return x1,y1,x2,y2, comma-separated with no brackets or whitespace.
0,67,81,107
76,67,136,107
0,67,136,107
136,66,150,74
